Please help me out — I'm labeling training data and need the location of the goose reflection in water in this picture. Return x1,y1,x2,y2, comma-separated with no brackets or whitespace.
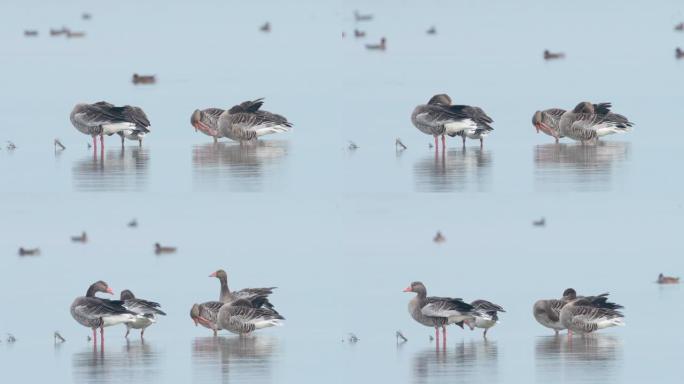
192,141,288,191
72,148,150,192
412,340,498,384
413,148,492,192
72,340,159,384
535,335,621,383
534,141,630,191
192,336,278,383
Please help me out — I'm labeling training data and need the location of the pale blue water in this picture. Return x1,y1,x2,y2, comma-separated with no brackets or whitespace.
0,0,682,383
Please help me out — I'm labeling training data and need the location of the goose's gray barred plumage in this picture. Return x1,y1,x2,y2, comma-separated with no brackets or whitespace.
411,94,493,147
190,301,224,336
532,108,566,142
468,299,505,337
559,102,633,143
120,289,166,338
560,293,625,334
191,108,224,142
532,288,577,334
217,98,292,144
70,281,137,343
217,299,285,335
210,269,276,308
70,101,150,138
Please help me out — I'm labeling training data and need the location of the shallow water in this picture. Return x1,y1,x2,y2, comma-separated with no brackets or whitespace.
1,0,683,383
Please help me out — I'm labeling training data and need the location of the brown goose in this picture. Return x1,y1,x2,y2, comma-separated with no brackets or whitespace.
70,281,136,345
532,108,566,143
70,101,150,152
403,281,477,344
191,108,224,143
532,288,576,335
190,302,224,336
558,102,632,143
657,273,680,284
120,289,166,338
217,299,284,335
209,269,276,308
217,98,292,144
560,293,624,336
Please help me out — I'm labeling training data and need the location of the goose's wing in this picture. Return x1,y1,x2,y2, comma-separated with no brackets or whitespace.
546,299,565,322
233,287,277,308
199,301,224,323
471,299,505,313
228,99,265,114
121,106,151,131
421,296,474,317
73,297,133,319
567,304,624,332
123,298,166,316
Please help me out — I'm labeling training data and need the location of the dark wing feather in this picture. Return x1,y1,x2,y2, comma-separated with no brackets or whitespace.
75,297,134,318
123,298,166,316
592,102,613,115
203,108,225,119
471,299,505,313
228,98,265,114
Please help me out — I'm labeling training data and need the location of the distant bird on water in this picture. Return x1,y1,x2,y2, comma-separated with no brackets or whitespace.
348,141,358,150
675,23,684,31
127,218,138,228
533,217,545,227
354,10,373,22
543,50,565,60
426,26,436,35
217,98,292,144
70,101,150,152
6,141,16,150
411,94,493,151
155,243,176,254
71,232,87,243
18,247,40,256
433,231,445,243
365,37,386,51
191,108,224,143
66,31,86,38
260,22,271,33
132,74,156,85
676,48,684,59
657,273,680,284
50,27,69,36
82,13,92,20
24,30,38,37
354,29,366,38
532,108,566,143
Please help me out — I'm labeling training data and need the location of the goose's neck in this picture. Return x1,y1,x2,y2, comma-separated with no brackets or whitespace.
219,277,231,302
85,284,98,297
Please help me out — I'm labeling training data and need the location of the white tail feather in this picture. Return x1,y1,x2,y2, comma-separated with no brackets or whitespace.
254,319,284,329
255,125,291,137
102,122,136,135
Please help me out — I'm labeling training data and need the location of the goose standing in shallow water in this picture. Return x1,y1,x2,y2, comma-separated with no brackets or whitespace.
532,108,566,143
70,281,136,345
190,302,224,336
403,281,480,345
411,94,493,151
210,269,276,307
217,299,285,335
532,288,576,334
467,300,505,338
120,289,166,338
191,108,224,143
70,101,150,152
217,99,292,144
558,102,632,143
560,293,624,336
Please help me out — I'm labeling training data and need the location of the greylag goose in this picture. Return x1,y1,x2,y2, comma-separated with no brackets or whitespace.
18,247,40,256
467,300,505,338
558,102,632,143
132,74,156,85
403,281,478,344
532,288,576,334
657,273,680,284
365,37,386,51
154,243,176,254
117,129,146,147
70,101,151,152
560,293,624,335
71,232,87,243
532,108,566,143
120,289,166,338
210,269,275,308
217,98,292,144
543,50,565,60
190,302,224,336
70,281,136,345
191,108,224,143
411,94,493,151
217,299,284,335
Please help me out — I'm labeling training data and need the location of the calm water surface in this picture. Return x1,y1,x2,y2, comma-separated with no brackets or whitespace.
0,0,682,383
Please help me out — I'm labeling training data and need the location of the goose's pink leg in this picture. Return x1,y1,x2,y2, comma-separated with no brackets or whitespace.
100,134,104,151
441,135,446,150
93,328,97,344
100,325,104,346
442,325,447,346
434,136,439,151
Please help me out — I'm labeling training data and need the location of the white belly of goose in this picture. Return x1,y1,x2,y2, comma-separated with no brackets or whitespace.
102,314,136,327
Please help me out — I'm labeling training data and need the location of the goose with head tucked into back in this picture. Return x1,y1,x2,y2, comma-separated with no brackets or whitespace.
467,299,505,338
71,101,150,152
411,94,493,151
532,288,577,335
217,98,292,144
120,289,166,339
217,299,284,335
558,102,632,143
559,292,625,336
